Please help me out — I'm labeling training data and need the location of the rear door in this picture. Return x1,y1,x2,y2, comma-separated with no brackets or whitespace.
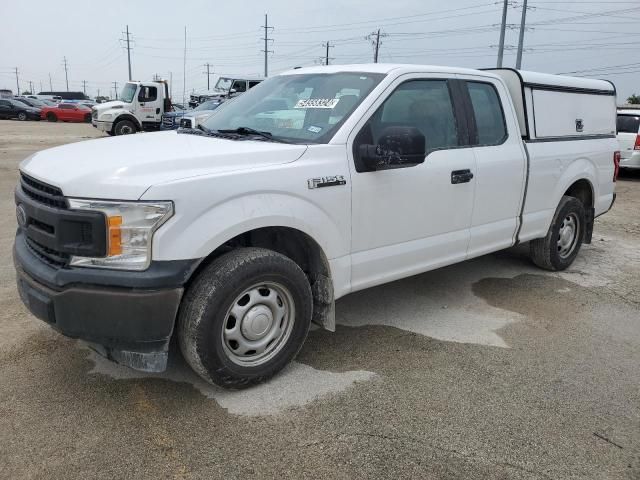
457,74,527,257
617,112,640,159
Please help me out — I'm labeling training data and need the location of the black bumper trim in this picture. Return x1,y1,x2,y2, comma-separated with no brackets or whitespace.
16,263,183,349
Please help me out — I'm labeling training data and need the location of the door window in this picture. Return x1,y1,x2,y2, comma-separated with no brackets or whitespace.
466,82,507,146
354,79,459,171
248,81,261,89
59,104,74,109
138,86,158,102
231,80,247,93
617,114,640,134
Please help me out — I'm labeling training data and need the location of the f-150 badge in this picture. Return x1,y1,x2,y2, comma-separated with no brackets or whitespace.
307,175,347,189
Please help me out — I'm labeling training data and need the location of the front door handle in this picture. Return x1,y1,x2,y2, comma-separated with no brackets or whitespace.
451,169,474,184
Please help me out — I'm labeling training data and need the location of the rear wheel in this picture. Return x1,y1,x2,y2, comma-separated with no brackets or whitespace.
114,119,136,135
530,196,585,271
46,112,57,122
178,248,312,389
84,113,91,123
17,112,27,121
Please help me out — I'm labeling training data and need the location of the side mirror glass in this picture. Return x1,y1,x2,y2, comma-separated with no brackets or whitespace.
358,126,426,171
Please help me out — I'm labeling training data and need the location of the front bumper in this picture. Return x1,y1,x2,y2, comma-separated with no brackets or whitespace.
14,230,200,372
92,119,113,132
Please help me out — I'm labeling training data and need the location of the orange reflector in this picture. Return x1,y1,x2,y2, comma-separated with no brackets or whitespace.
107,216,123,256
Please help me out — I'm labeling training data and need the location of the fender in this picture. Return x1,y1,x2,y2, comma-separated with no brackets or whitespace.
112,112,141,130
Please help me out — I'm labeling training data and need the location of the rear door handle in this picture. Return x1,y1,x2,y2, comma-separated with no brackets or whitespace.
451,169,474,184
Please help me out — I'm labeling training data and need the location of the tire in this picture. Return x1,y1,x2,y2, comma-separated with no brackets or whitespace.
106,131,114,136
46,112,57,122
114,119,136,135
17,112,27,121
84,113,91,123
530,195,585,271
178,247,313,389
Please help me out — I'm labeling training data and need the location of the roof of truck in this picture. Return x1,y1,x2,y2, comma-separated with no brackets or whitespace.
281,63,500,77
281,64,615,93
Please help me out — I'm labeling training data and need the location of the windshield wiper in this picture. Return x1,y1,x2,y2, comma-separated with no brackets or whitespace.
216,127,290,143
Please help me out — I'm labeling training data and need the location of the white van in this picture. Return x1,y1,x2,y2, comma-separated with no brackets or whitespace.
616,108,640,170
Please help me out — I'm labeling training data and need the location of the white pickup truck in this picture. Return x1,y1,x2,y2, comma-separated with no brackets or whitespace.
14,64,618,388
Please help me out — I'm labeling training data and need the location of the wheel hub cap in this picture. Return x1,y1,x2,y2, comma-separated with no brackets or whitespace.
557,214,579,258
241,305,273,341
221,282,295,367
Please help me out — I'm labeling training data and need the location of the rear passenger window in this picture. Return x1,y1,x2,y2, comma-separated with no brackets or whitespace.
467,82,507,146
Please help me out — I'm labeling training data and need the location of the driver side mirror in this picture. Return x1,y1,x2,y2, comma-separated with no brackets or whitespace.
229,88,237,94
358,126,426,171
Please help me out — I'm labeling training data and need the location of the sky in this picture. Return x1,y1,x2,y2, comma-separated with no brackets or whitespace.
1,0,638,104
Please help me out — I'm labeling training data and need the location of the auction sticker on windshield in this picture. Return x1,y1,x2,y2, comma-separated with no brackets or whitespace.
294,98,339,109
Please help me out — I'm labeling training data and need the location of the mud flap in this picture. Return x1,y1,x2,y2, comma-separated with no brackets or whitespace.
585,207,594,244
310,274,335,332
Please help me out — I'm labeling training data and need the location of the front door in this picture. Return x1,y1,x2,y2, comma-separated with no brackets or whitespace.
136,84,163,124
348,75,477,292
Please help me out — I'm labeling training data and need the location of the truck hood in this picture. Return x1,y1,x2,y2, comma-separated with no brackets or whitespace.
20,131,308,200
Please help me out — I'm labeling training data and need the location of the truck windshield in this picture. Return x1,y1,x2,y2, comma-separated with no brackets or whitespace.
120,83,137,103
202,72,385,144
215,78,233,91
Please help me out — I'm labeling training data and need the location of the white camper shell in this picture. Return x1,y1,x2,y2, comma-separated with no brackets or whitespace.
487,69,616,141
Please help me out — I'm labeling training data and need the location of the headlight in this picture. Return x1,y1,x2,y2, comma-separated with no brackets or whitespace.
67,199,173,271
101,113,113,120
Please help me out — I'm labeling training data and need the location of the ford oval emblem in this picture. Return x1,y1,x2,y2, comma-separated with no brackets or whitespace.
16,204,27,228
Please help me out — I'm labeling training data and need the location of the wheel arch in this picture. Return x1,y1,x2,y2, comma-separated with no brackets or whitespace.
113,113,141,131
187,226,336,331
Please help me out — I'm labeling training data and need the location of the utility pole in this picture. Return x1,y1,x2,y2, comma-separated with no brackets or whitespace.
113,81,118,100
497,0,509,68
374,29,381,63
125,25,133,80
366,30,386,63
29,81,34,94
515,0,528,69
203,63,214,90
39,81,43,93
48,73,52,91
183,26,187,107
14,67,19,95
62,56,69,91
322,41,333,66
82,80,88,95
169,71,173,98
261,14,274,77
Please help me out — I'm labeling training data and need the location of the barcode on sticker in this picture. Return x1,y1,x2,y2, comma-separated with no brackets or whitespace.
294,98,339,109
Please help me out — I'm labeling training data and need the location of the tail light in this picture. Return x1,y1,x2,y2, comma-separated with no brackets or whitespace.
634,134,640,151
613,151,620,182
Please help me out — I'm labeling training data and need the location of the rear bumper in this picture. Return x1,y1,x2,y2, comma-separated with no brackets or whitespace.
13,230,200,372
620,151,640,169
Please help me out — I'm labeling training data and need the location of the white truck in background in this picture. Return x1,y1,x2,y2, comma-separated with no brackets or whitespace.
15,64,618,389
92,80,171,135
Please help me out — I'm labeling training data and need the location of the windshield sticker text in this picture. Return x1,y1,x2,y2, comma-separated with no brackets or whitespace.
294,98,339,109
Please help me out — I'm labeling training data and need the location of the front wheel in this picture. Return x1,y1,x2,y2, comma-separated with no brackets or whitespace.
113,119,136,135
17,112,27,121
530,196,585,271
46,112,57,122
178,248,312,389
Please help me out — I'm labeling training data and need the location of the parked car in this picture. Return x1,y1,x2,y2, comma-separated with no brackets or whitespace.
14,97,47,109
40,103,92,122
37,91,89,101
616,108,640,170
188,76,262,107
161,99,221,130
0,98,41,120
14,64,618,388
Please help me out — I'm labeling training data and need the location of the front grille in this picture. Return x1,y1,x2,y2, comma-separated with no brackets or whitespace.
162,115,174,128
20,173,67,209
25,237,69,268
180,118,192,128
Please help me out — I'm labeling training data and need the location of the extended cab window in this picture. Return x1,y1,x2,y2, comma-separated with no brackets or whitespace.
231,81,247,93
466,82,507,146
617,114,640,133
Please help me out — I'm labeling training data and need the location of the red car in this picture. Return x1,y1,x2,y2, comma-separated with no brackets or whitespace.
41,103,92,123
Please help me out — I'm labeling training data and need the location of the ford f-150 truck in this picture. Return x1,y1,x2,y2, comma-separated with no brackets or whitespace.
14,64,618,388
